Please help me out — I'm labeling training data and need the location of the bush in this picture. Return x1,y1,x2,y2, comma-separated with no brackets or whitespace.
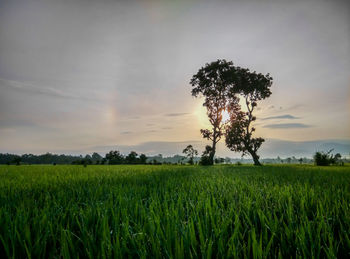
199,145,213,166
314,150,342,166
199,156,212,165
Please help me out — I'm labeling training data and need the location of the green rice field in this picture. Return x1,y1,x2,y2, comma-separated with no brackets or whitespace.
0,164,349,258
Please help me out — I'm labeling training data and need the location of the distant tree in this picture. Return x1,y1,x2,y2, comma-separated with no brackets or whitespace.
139,154,147,164
190,60,240,165
182,145,198,165
106,150,124,164
286,157,292,164
13,156,21,166
214,157,225,164
277,156,281,163
125,151,138,164
92,152,102,163
100,158,107,165
314,149,342,166
199,145,213,166
299,158,303,164
224,66,273,166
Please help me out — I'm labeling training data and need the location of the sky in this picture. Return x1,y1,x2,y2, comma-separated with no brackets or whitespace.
0,0,349,157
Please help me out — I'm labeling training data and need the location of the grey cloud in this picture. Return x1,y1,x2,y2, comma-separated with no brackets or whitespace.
121,131,133,135
164,113,189,117
263,123,312,129
0,0,348,154
0,78,94,101
0,119,39,128
261,114,300,120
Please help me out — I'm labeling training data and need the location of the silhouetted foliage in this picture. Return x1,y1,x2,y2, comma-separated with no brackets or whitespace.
139,154,147,164
314,150,342,166
0,153,87,165
92,152,103,164
13,156,21,166
106,150,124,165
214,157,225,164
224,63,273,166
199,145,213,166
191,60,240,165
182,145,198,165
125,151,139,164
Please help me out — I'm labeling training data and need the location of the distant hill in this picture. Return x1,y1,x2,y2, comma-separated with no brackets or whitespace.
90,139,350,159
260,139,350,158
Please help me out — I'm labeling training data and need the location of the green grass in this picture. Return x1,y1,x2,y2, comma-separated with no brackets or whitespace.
0,164,349,258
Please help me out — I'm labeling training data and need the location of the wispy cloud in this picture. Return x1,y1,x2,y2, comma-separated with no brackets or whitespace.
0,119,39,128
263,123,312,129
0,78,96,101
120,131,133,135
261,114,300,120
164,113,189,117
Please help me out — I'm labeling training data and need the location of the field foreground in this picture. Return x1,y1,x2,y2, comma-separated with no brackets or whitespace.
0,165,349,258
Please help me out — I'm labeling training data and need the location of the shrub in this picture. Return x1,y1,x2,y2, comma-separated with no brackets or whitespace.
314,150,342,166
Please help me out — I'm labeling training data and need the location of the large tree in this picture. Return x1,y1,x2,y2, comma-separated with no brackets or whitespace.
224,67,273,165
190,60,239,165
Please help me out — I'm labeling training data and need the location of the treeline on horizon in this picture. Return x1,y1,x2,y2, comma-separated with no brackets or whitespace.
0,151,336,166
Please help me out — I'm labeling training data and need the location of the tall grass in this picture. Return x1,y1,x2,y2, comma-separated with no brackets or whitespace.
0,165,349,258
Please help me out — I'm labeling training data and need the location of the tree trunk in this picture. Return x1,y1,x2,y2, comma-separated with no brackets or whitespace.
249,150,261,166
209,139,216,165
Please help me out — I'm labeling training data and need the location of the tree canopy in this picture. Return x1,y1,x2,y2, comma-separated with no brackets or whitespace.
190,59,239,165
191,59,273,166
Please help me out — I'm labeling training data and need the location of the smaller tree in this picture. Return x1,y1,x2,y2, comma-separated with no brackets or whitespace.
199,145,213,166
224,67,272,166
106,150,124,164
92,152,102,163
182,145,198,165
314,149,342,166
214,157,225,164
125,151,138,164
13,156,21,166
139,154,147,164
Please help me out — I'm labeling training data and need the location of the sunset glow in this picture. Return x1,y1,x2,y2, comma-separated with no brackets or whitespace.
0,0,348,157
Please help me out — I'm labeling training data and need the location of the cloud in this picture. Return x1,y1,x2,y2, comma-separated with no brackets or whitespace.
0,119,39,128
261,114,300,120
0,78,96,101
263,123,312,129
162,127,172,130
120,131,132,135
164,113,189,117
